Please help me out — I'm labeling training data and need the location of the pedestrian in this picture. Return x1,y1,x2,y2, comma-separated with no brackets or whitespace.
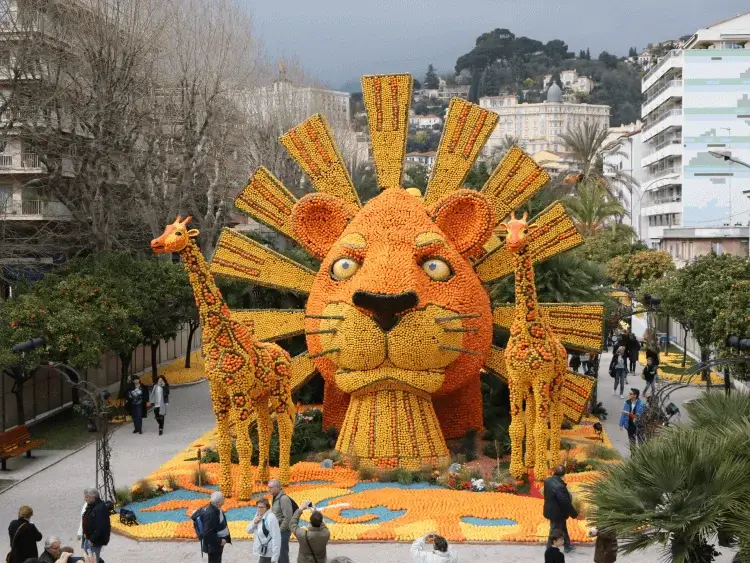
627,334,641,374
194,491,232,563
37,537,62,563
609,347,628,398
642,356,658,397
81,488,110,562
291,501,330,563
543,465,578,554
544,529,566,563
581,352,591,374
127,376,148,434
269,479,294,563
76,499,87,550
590,527,618,563
247,498,280,563
619,388,646,454
149,375,169,436
410,533,456,563
569,353,581,374
7,506,42,563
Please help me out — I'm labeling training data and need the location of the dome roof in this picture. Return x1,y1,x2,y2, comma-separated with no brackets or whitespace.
546,83,563,103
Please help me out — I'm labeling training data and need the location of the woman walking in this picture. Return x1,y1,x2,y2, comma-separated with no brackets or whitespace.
246,499,280,563
149,376,170,435
7,505,43,563
609,346,628,399
127,376,148,434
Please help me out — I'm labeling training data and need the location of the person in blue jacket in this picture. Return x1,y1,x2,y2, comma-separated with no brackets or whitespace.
619,388,646,453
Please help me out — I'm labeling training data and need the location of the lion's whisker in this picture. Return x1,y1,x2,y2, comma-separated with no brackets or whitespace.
435,313,481,323
305,314,345,320
442,327,478,333
308,348,340,359
439,345,481,356
306,329,337,335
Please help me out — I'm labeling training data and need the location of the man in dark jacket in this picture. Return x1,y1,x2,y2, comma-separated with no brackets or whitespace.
291,501,330,563
81,488,110,562
196,492,231,563
543,466,578,553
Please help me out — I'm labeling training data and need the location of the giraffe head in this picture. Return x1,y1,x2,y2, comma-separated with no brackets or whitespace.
150,216,200,254
497,211,538,253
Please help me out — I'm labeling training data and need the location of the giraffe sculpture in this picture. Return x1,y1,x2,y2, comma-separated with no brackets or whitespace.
150,217,296,500
499,211,568,480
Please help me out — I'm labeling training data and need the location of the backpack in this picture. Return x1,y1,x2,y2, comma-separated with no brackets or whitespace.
277,493,299,514
192,506,209,540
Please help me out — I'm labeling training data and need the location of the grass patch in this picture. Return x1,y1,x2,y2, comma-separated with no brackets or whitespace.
115,487,133,506
586,443,621,460
30,408,101,450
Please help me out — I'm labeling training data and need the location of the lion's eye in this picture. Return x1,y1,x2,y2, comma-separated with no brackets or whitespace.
421,258,452,282
330,257,361,281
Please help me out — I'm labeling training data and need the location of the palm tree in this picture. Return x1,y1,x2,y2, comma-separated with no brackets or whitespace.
563,180,635,238
586,392,750,563
560,122,637,204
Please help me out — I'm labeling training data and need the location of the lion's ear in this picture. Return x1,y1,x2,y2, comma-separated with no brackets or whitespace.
429,190,495,257
291,194,356,259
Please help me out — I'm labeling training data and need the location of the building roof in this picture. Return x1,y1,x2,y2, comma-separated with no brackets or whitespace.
406,151,437,157
706,11,750,29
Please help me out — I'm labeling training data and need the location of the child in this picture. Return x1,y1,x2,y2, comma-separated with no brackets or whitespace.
589,526,618,563
545,529,566,563
642,356,658,397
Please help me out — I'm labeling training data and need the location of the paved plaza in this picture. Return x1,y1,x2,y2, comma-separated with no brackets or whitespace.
0,356,735,562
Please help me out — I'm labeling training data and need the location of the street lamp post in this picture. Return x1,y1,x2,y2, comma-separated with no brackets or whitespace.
633,177,673,244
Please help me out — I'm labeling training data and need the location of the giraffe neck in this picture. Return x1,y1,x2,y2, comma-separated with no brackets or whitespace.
180,240,230,327
513,247,539,324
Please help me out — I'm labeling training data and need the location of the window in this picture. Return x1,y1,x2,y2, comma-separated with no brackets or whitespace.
711,242,724,255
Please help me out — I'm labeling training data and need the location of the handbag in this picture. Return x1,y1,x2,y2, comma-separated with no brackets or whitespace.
6,522,27,563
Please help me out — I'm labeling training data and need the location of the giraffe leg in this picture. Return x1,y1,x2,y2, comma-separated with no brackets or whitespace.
533,380,552,480
255,396,271,486
524,388,536,469
549,371,566,469
508,382,526,479
236,416,254,501
276,403,294,486
214,407,233,497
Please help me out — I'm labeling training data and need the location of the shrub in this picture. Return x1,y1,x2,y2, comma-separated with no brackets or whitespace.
561,419,574,430
191,468,210,486
358,467,377,480
560,439,575,451
115,487,132,506
586,444,621,461
131,479,158,502
592,402,608,420
165,474,180,491
461,429,478,462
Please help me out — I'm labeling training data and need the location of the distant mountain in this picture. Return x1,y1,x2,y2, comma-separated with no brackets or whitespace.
338,79,362,93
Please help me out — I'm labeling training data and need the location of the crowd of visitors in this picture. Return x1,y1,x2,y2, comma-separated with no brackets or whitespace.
7,489,110,563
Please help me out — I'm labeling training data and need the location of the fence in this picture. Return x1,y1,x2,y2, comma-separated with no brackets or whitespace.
1,325,201,431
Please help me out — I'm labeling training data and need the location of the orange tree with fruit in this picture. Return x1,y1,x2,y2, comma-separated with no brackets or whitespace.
208,73,603,476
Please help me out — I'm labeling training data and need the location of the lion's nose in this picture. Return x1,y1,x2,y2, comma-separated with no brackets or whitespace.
352,291,418,332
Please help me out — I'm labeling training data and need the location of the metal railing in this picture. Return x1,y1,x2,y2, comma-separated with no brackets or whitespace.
0,154,12,168
643,50,682,83
643,80,683,110
0,199,71,217
652,167,678,179
22,152,39,168
646,138,682,156
642,108,682,136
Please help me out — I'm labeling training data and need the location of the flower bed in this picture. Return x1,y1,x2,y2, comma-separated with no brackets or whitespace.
111,416,613,543
638,348,722,385
141,352,206,386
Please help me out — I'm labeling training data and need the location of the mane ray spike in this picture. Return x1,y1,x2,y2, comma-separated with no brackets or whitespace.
280,114,361,208
480,146,550,221
234,167,298,240
423,99,498,206
361,74,413,190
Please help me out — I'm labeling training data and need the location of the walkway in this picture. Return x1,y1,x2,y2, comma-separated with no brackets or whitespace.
1,372,732,562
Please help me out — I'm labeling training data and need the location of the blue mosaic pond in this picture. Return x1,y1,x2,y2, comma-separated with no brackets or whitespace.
461,517,518,527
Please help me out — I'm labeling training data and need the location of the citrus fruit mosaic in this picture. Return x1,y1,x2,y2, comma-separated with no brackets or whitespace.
112,417,613,543
204,72,605,477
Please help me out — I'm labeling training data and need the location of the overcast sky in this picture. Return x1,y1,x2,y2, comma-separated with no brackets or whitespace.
242,0,749,89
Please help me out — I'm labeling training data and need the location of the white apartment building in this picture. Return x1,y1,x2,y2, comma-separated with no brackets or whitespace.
602,123,645,235
405,151,436,169
480,85,610,155
409,114,442,129
543,70,594,94
639,12,750,247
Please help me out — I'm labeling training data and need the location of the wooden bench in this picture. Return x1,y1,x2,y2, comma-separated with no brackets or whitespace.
0,426,47,471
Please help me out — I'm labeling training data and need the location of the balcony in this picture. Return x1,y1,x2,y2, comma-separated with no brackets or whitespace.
0,199,71,219
642,139,683,167
21,152,39,168
642,80,683,117
643,50,683,90
0,152,44,172
642,108,682,141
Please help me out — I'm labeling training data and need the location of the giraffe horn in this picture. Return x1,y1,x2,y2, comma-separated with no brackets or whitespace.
184,216,193,226
175,215,183,223
522,211,528,221
510,210,516,221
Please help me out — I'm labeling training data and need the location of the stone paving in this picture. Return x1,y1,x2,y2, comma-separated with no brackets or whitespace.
0,360,734,562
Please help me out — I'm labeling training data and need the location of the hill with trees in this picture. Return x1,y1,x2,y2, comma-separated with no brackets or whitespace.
454,28,644,125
